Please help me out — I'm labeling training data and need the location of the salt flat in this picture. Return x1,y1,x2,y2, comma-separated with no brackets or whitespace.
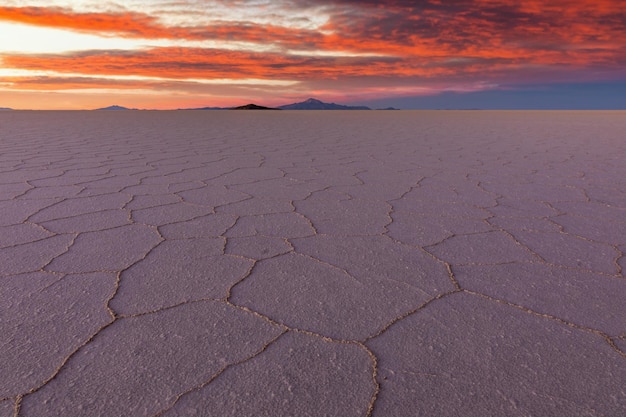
1,110,625,416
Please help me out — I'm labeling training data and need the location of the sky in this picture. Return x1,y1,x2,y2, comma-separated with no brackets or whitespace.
0,0,625,110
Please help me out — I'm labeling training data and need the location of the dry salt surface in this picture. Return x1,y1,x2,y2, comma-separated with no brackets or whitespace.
1,110,625,416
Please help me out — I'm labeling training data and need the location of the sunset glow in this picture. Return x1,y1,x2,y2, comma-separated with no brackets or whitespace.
1,0,625,109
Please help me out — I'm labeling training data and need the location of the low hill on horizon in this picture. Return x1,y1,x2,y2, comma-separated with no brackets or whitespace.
231,103,281,110
0,107,13,111
182,106,227,110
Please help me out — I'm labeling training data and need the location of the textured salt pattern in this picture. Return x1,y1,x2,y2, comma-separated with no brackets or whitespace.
1,110,625,416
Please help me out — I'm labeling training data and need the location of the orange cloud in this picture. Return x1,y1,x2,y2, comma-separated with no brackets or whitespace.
2,48,409,80
0,6,166,37
0,6,321,47
0,76,163,91
2,2,624,60
4,41,620,89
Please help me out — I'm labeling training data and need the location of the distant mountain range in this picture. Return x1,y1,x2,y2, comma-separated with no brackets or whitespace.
95,98,387,111
7,101,397,112
180,98,373,111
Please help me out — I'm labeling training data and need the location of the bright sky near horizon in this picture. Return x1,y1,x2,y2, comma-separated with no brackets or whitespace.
1,0,625,109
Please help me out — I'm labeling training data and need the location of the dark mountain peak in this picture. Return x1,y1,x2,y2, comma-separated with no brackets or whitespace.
231,103,280,110
279,98,371,110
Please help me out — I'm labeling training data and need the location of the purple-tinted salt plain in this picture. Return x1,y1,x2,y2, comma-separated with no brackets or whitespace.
1,110,625,416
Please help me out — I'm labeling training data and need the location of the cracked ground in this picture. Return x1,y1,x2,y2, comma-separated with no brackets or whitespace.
1,110,625,416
